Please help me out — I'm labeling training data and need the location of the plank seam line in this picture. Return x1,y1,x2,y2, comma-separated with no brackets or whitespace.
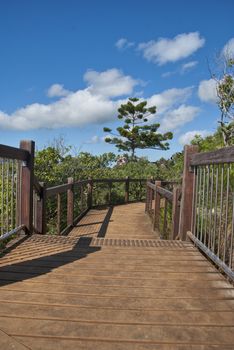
0,278,226,287
1,314,234,327
9,334,234,346
0,300,233,312
1,289,234,300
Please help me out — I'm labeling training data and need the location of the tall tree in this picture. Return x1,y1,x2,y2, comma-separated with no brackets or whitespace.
103,98,173,159
210,50,234,146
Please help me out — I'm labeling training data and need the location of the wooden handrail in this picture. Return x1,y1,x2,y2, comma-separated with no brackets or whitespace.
190,145,234,165
46,183,73,197
0,144,29,161
156,186,173,203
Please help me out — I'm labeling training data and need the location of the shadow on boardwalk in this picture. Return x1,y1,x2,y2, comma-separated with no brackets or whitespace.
0,236,101,287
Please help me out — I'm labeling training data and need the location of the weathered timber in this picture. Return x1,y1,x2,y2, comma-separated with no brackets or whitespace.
87,178,93,208
187,231,234,282
153,181,161,231
190,145,234,165
0,144,29,161
179,145,198,240
20,140,35,234
125,176,129,203
36,182,47,234
0,203,234,349
46,183,72,197
156,186,173,202
57,193,61,235
171,185,181,239
67,177,74,227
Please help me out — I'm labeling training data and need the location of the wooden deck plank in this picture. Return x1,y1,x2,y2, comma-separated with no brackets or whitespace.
0,202,234,349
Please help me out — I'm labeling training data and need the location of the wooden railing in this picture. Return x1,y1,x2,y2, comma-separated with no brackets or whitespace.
145,181,181,239
187,145,234,282
0,140,147,238
0,141,34,241
37,177,147,235
1,139,233,282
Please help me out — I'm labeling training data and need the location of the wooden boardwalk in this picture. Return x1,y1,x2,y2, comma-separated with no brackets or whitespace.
0,203,234,349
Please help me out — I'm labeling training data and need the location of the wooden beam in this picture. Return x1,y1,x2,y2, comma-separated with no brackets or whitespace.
46,183,72,197
156,186,173,202
190,145,234,165
0,144,29,161
67,177,74,227
36,182,47,234
87,178,93,208
179,145,198,240
153,180,161,231
125,176,130,203
171,185,181,239
19,140,35,234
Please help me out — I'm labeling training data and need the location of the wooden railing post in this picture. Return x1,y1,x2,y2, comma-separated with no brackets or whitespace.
145,182,149,213
125,176,130,203
67,177,74,227
87,178,93,209
80,183,84,211
36,182,47,234
163,198,168,238
108,181,112,205
153,180,161,230
57,193,61,234
171,184,181,239
148,177,154,214
179,145,198,240
20,140,35,234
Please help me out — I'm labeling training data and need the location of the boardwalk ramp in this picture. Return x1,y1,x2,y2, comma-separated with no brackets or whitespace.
0,203,234,349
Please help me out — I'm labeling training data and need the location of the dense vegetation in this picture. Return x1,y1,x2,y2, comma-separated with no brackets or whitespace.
35,125,233,188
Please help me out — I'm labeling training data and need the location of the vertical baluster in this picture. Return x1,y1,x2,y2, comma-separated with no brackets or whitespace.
208,166,214,249
191,166,198,236
197,166,202,239
6,159,9,233
11,159,14,230
57,193,61,234
229,191,234,269
1,158,4,236
223,164,230,264
212,166,219,254
163,199,168,239
200,166,206,243
204,166,210,246
217,165,224,258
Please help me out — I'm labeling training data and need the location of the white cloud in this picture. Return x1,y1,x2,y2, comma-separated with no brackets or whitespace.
138,32,205,65
222,38,234,58
47,84,70,98
115,38,135,50
148,87,193,115
160,105,200,132
161,71,175,78
86,135,101,144
198,78,218,103
181,61,198,73
0,69,197,132
179,130,212,145
84,68,139,98
0,90,119,130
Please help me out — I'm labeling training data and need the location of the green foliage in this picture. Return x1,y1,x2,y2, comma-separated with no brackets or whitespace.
191,127,234,151
210,54,234,145
154,152,184,182
103,98,173,159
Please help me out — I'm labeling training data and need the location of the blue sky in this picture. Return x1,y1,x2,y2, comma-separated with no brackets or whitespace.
0,0,233,160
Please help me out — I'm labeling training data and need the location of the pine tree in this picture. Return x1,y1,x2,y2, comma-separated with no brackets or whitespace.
103,98,173,159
